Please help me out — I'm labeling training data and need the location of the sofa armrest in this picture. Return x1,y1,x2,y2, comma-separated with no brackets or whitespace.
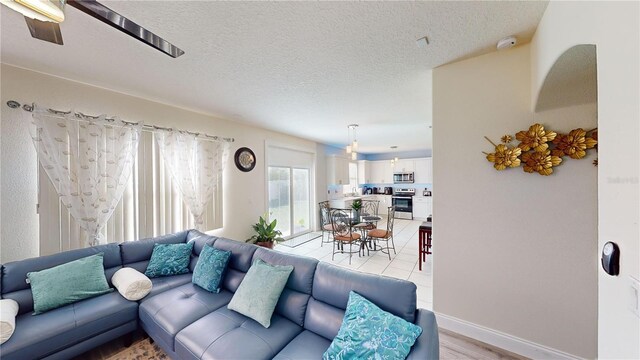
407,309,439,360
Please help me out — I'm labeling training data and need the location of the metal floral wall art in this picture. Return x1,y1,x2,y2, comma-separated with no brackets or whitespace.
483,123,597,176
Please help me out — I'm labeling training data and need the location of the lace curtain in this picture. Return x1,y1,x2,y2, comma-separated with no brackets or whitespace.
155,130,229,230
30,107,142,245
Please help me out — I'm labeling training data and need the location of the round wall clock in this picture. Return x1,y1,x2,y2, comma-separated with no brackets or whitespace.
234,147,256,172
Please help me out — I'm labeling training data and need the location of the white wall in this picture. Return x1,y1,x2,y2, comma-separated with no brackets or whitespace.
531,2,640,359
0,64,328,263
432,45,598,358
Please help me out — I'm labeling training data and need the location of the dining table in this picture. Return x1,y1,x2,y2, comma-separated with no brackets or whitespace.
331,209,382,253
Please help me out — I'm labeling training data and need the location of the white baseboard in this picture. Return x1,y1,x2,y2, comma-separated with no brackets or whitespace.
435,312,583,360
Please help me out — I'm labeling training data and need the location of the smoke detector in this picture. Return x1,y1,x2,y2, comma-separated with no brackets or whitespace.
496,36,517,50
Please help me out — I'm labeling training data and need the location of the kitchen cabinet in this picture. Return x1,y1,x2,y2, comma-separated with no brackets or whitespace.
327,156,350,185
413,196,432,219
369,161,393,184
357,160,371,184
393,159,415,173
414,158,432,184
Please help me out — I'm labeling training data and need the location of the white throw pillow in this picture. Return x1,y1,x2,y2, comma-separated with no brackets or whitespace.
0,299,19,344
112,267,153,301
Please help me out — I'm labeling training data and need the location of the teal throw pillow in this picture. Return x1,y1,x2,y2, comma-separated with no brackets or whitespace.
227,258,293,328
192,245,231,293
323,291,423,360
144,242,194,278
27,253,112,314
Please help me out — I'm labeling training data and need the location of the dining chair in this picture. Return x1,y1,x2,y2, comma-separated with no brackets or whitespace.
318,201,334,247
330,208,362,265
360,199,380,249
367,206,397,260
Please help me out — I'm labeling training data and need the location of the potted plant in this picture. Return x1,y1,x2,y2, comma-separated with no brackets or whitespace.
351,199,362,221
246,214,285,249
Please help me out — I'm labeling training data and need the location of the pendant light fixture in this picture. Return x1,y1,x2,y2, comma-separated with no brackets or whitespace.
346,124,359,160
390,146,398,166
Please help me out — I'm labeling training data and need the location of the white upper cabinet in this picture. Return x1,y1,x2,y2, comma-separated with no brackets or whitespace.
369,160,393,184
327,156,350,185
393,159,415,172
414,157,432,183
357,160,371,184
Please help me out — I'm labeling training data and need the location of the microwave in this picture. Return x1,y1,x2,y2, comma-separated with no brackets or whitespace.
393,172,414,184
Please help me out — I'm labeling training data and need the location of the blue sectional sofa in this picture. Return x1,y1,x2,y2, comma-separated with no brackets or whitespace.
0,230,439,359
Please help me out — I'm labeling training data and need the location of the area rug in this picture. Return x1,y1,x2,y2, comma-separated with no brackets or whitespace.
279,232,322,248
106,338,167,360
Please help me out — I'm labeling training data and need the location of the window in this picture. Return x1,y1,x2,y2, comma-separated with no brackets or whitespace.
265,145,315,239
38,131,222,254
268,167,311,238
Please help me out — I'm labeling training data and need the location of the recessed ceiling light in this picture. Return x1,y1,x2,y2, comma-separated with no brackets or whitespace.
416,36,429,48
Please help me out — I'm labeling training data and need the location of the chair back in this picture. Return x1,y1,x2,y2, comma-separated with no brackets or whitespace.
386,206,396,233
361,200,380,217
330,208,353,239
319,201,331,227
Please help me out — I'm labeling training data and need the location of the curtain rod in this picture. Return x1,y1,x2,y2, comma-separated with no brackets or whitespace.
6,100,235,143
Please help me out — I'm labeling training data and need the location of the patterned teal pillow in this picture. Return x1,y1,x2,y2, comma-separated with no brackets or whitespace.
227,258,293,328
192,245,231,293
144,242,194,278
323,291,423,360
28,253,112,314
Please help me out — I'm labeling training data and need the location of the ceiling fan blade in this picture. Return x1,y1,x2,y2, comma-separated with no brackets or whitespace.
67,0,184,58
24,17,64,45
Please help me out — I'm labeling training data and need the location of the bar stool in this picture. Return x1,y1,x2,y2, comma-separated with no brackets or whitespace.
418,221,432,271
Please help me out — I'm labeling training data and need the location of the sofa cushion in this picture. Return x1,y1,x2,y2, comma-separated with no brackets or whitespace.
323,291,422,360
312,262,417,323
186,230,219,272
142,273,195,301
304,263,417,340
192,245,231,293
145,242,194,278
0,291,137,360
120,231,189,272
28,253,113,314
212,238,257,292
227,259,293,328
175,307,302,360
253,248,318,326
138,283,233,351
273,330,332,360
1,243,121,315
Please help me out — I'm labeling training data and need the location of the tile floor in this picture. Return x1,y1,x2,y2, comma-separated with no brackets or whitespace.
275,217,433,310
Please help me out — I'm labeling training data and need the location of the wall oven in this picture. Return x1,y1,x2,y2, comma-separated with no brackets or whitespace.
393,172,414,184
392,188,415,220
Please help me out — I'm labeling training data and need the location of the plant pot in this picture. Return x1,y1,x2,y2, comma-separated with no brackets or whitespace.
256,241,274,249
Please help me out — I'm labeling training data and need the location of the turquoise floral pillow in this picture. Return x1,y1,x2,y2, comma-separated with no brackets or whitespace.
323,291,423,360
144,242,194,278
192,245,231,293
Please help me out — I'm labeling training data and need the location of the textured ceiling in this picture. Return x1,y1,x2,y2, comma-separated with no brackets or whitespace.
1,1,547,153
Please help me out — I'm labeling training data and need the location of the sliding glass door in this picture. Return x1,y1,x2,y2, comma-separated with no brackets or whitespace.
268,166,310,238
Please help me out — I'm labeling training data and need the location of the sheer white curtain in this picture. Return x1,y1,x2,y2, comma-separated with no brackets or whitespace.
30,107,141,246
154,130,229,231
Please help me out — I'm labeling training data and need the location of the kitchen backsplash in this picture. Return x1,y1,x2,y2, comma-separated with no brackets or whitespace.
327,183,432,200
